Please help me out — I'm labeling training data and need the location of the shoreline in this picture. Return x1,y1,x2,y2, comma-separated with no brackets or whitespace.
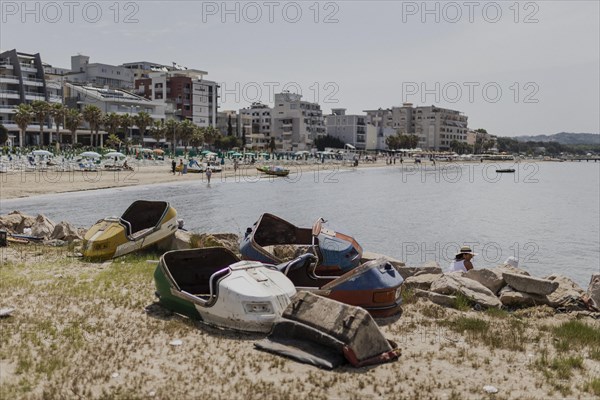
1,158,533,201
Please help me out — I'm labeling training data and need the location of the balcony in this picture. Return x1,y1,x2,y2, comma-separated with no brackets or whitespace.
0,74,19,84
0,89,20,99
0,105,18,114
22,76,44,86
24,91,45,100
20,64,37,73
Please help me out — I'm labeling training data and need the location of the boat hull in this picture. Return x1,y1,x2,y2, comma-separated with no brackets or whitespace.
154,247,297,333
82,200,178,260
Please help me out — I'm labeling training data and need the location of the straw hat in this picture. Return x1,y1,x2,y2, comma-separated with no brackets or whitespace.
456,245,478,257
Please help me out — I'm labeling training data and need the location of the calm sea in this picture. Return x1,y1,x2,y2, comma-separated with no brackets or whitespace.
2,161,599,288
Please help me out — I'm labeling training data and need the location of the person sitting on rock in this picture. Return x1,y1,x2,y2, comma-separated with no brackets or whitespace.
447,246,476,273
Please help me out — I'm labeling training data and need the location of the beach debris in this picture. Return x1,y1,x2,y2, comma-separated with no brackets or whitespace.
255,292,401,369
148,391,156,397
502,272,559,296
44,239,66,247
169,339,183,346
483,385,498,394
0,308,15,318
110,372,119,378
430,273,502,309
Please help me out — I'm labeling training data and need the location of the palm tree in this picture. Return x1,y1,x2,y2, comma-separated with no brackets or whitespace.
190,125,204,149
134,111,153,146
165,119,180,154
178,119,195,155
31,100,51,146
102,113,121,137
82,105,103,147
65,109,83,144
14,104,33,148
50,103,66,145
119,114,133,141
203,126,218,148
105,133,122,150
150,120,166,146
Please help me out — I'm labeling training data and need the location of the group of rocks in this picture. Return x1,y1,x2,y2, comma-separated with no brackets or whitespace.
400,260,600,312
0,211,84,245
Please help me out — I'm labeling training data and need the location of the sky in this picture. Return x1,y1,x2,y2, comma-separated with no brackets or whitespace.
1,0,599,137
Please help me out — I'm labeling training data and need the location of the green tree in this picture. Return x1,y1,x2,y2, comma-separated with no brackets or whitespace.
65,109,84,144
313,135,345,151
0,124,8,145
50,103,67,145
190,125,204,149
119,113,134,147
14,103,33,148
134,111,153,145
165,119,180,153
82,105,103,147
31,100,51,146
241,127,247,147
269,137,276,152
105,133,122,149
178,119,196,154
203,126,218,148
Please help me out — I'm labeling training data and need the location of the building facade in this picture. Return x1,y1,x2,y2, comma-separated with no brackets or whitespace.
271,92,325,151
0,49,55,145
134,70,219,127
325,108,378,150
239,102,272,149
365,103,468,151
65,55,134,90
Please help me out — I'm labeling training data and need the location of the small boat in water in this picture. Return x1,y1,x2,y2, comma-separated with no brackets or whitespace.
276,254,404,317
153,247,296,333
257,165,290,177
240,213,363,273
496,168,515,173
82,200,178,260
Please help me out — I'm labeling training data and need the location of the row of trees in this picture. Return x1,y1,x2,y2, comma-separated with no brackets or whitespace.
10,101,240,151
385,133,420,150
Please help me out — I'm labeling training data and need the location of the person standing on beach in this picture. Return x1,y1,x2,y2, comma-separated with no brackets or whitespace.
206,167,212,183
178,159,183,176
447,246,476,273
171,159,176,175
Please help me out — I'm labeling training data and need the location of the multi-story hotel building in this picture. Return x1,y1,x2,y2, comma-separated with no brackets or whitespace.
325,108,378,150
239,102,272,149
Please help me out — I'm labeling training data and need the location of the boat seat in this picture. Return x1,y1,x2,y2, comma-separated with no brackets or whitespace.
277,254,317,274
129,227,153,240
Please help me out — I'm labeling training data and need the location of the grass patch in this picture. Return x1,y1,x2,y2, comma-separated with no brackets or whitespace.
552,321,600,349
440,316,528,351
401,288,417,305
485,307,509,318
452,293,472,311
583,378,600,396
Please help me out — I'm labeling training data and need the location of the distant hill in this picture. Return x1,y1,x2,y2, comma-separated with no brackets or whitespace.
513,132,600,145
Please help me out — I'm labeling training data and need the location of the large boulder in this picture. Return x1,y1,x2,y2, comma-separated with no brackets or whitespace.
465,268,505,294
396,261,442,280
361,252,405,268
492,263,530,277
157,231,240,254
428,292,458,308
503,272,559,296
0,211,37,233
30,214,55,239
403,273,442,291
50,221,82,242
588,274,600,309
544,274,587,309
498,286,550,307
430,273,501,308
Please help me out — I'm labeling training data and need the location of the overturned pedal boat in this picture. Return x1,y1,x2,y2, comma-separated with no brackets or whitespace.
154,247,297,333
82,200,178,260
240,213,363,274
255,291,401,369
277,254,403,318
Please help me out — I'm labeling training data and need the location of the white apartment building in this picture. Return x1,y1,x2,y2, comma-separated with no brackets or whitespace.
325,108,378,150
365,103,468,151
239,102,272,149
216,110,238,136
271,92,325,151
66,55,134,90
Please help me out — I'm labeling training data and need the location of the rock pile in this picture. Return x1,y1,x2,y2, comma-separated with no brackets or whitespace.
402,261,596,311
0,211,83,243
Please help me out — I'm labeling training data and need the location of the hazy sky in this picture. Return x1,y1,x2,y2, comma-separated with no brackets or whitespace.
2,0,599,136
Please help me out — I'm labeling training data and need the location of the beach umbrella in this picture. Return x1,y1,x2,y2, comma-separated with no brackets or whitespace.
32,150,52,156
259,152,270,156
200,150,211,155
79,151,101,158
104,152,126,158
153,149,165,155
141,148,153,153
231,152,243,157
